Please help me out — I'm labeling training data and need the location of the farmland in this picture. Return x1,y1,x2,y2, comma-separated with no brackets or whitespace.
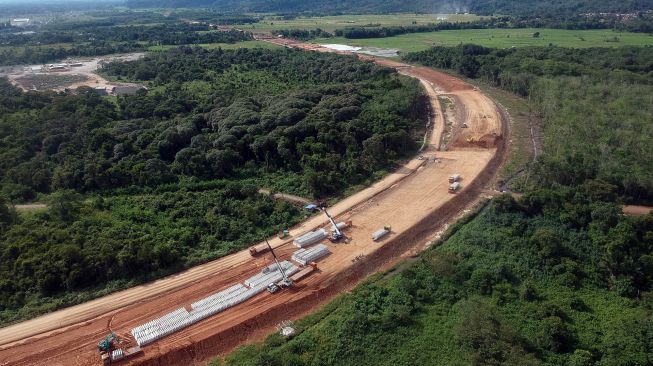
315,28,653,53
245,13,484,33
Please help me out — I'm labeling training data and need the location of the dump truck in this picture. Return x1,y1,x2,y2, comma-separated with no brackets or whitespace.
449,174,461,183
249,244,271,256
449,182,461,193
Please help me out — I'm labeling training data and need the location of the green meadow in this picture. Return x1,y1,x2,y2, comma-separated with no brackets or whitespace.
244,13,484,33
316,28,653,52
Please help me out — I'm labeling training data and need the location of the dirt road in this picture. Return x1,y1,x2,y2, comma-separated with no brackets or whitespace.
623,205,653,216
0,42,508,366
0,53,145,92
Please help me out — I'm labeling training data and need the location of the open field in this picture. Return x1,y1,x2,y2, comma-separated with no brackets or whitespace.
244,13,484,33
0,53,145,92
0,43,507,366
315,28,653,52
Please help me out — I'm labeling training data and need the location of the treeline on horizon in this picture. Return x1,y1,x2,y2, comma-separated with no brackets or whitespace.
0,21,252,66
124,0,653,17
269,13,653,42
334,14,653,39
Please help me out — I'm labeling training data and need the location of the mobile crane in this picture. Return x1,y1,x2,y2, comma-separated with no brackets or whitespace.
321,207,343,242
265,239,293,293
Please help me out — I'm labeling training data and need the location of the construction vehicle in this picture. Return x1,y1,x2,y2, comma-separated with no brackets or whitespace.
249,244,270,256
265,239,293,293
321,207,343,242
279,228,290,239
372,225,391,241
98,332,143,365
98,332,118,353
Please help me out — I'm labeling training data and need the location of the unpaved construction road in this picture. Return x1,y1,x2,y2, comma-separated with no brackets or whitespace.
0,41,507,366
0,53,144,92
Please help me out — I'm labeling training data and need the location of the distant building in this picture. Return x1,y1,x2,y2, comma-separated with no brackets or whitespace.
94,87,108,96
47,64,68,72
10,18,30,27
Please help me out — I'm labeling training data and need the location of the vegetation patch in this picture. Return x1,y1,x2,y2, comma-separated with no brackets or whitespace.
222,189,653,366
316,29,653,53
405,45,653,202
0,48,424,324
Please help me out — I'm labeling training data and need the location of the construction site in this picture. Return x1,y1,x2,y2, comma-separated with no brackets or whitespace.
0,40,508,366
0,53,145,92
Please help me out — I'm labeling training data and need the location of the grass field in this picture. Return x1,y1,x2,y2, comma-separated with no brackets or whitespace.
245,13,484,33
315,28,653,52
147,40,282,52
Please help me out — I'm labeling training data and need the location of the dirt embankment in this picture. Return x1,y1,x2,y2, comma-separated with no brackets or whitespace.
0,41,509,366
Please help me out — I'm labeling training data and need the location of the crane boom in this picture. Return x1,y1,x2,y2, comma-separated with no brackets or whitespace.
265,239,291,285
321,208,342,241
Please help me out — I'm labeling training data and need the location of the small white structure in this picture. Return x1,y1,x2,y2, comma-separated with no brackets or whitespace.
10,18,30,27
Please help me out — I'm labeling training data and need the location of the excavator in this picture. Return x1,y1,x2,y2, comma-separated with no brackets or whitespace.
265,239,293,294
98,332,118,353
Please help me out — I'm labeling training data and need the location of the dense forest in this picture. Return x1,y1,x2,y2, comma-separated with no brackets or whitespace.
0,48,423,324
0,25,250,47
404,46,653,203
125,0,653,17
225,188,653,366
0,23,251,66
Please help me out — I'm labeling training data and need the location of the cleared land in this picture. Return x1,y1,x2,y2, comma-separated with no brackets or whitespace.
244,13,483,33
0,43,507,366
0,53,145,92
315,28,653,52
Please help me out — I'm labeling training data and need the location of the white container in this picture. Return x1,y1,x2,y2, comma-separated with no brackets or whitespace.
372,228,390,241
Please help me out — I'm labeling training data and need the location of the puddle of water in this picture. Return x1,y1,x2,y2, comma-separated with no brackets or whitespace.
320,43,399,58
357,47,400,57
321,44,362,52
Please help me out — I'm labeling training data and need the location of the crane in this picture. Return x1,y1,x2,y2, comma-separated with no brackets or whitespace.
321,207,343,242
265,238,293,293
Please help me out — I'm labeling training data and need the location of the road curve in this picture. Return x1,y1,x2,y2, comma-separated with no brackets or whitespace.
0,42,509,366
